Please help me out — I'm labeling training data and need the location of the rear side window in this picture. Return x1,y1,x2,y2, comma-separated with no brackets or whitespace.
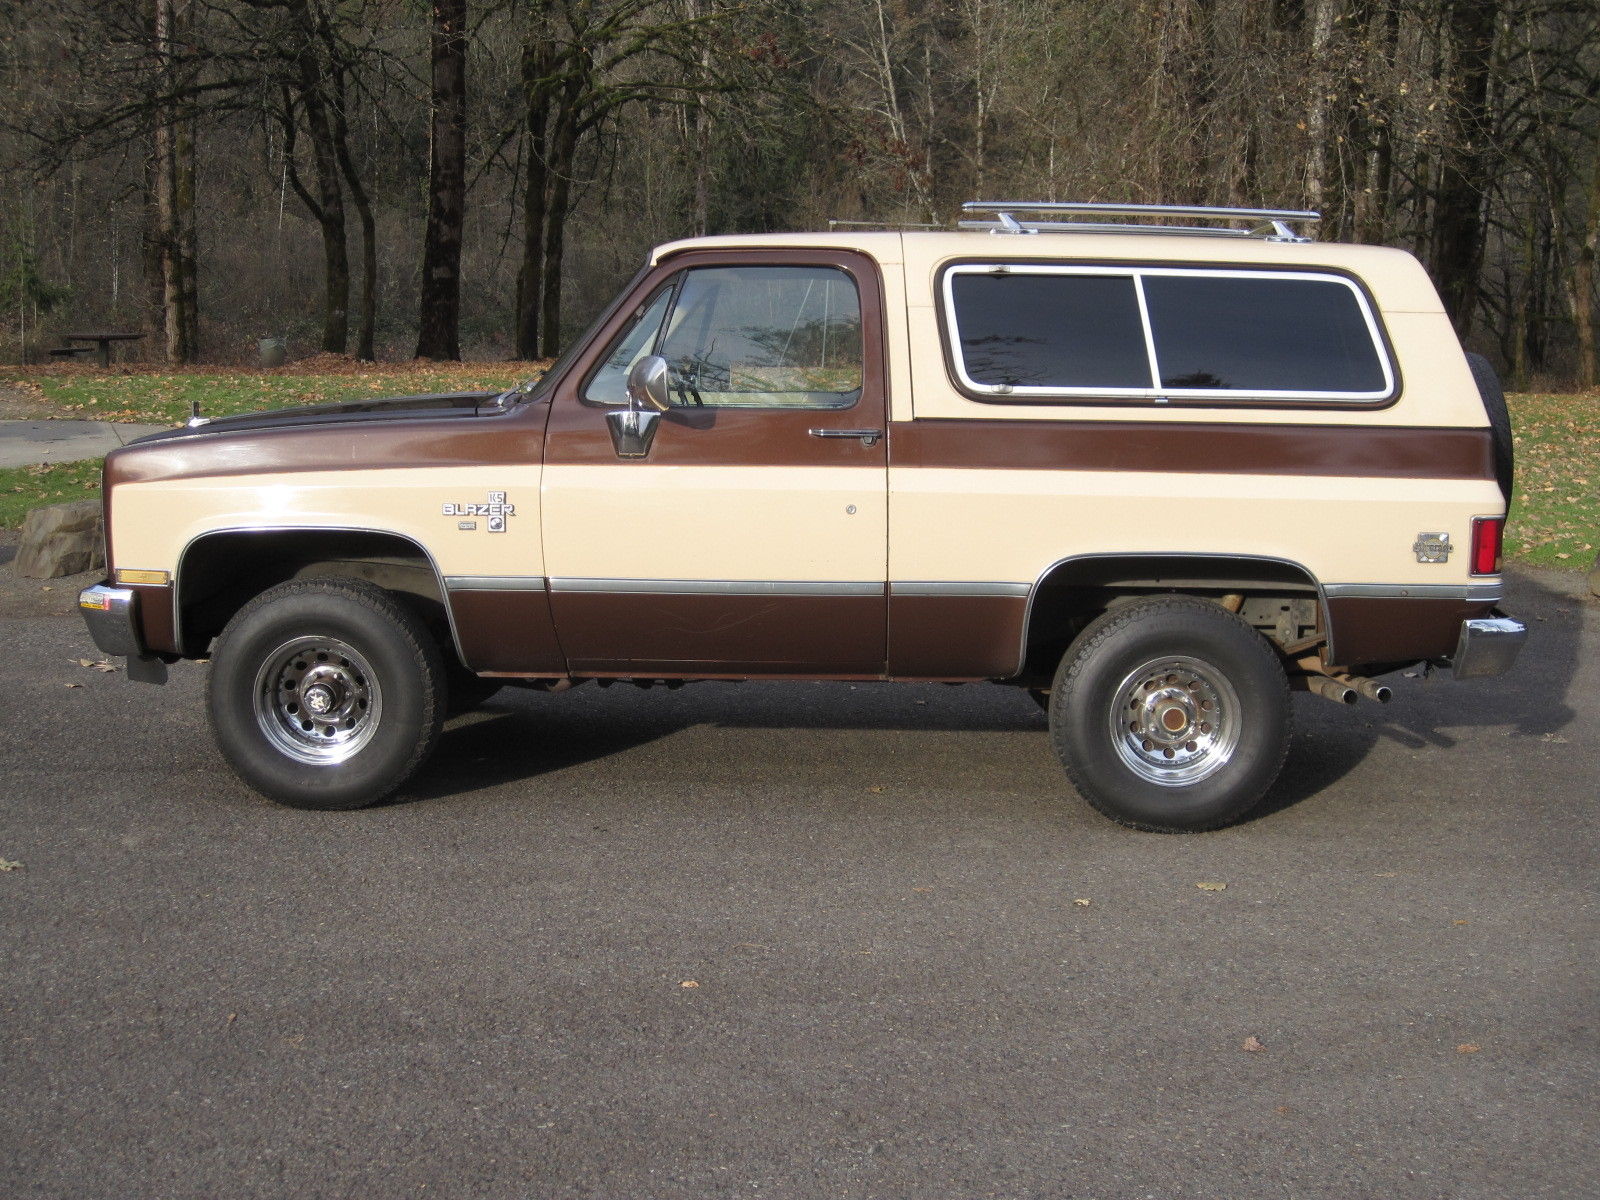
943,265,1393,404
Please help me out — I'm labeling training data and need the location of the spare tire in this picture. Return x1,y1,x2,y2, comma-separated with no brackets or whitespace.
1465,352,1514,502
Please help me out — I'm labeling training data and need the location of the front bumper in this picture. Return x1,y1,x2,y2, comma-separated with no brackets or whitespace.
1451,612,1528,679
78,583,168,683
78,583,143,658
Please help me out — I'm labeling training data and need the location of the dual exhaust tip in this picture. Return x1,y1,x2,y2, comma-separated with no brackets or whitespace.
1305,674,1393,705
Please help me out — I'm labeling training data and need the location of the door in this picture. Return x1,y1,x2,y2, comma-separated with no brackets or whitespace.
541,249,889,676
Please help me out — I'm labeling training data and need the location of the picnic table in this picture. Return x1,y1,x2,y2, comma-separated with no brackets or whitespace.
64,331,145,368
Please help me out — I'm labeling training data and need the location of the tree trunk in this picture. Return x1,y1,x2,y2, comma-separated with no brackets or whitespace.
141,159,167,359
332,95,376,362
1304,0,1339,217
1429,0,1500,336
1571,133,1600,389
539,85,582,357
152,0,184,364
416,0,468,361
175,103,198,361
516,38,554,360
301,91,349,354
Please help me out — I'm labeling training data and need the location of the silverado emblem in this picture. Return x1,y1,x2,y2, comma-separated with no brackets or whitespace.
1412,532,1451,563
443,491,514,533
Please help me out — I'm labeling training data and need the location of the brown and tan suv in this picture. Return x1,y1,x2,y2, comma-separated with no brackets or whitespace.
78,202,1527,830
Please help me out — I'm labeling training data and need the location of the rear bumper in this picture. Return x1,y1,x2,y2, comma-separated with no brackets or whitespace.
77,583,144,658
1451,611,1527,679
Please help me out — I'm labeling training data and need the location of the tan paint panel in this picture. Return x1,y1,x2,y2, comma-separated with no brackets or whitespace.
888,467,1505,588
111,466,545,577
541,464,887,582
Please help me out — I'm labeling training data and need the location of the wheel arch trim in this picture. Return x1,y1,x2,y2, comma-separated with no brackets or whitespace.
173,525,469,665
1016,551,1331,675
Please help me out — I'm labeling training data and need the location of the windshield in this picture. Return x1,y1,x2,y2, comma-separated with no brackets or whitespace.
506,262,652,405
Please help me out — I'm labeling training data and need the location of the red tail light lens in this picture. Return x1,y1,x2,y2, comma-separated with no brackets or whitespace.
1470,516,1504,575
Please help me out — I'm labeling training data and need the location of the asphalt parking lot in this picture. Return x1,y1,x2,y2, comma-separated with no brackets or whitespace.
2,548,1595,1199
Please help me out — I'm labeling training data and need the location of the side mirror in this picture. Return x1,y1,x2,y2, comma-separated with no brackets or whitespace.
626,354,672,413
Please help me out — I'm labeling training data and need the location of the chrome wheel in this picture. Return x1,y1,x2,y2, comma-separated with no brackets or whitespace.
252,635,383,766
1108,654,1241,787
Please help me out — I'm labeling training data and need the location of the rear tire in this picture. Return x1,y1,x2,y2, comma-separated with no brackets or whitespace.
1048,597,1290,832
208,578,445,810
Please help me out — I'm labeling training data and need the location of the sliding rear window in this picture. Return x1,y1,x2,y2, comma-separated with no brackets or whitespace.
943,265,1394,404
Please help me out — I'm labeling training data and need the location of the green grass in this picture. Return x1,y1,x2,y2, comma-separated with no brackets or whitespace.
1,372,1595,576
0,459,102,530
1504,392,1599,571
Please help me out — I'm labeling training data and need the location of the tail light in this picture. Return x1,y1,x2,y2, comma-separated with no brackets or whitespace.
1470,516,1504,576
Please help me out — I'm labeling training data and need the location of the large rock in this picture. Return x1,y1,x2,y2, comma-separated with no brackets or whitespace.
13,499,104,579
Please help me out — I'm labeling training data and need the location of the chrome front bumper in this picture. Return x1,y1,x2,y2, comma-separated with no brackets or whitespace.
1452,613,1528,679
77,583,144,658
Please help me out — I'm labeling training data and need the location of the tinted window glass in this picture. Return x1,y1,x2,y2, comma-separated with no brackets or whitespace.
950,273,1150,389
656,266,862,409
1143,274,1386,393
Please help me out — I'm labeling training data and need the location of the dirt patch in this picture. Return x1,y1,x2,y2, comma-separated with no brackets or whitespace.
0,380,56,419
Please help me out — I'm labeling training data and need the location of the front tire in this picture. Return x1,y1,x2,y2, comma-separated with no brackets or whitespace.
1049,597,1290,832
208,578,446,810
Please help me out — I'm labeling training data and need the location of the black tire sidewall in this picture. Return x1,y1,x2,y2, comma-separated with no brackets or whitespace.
1050,600,1289,832
1464,352,1514,502
208,582,442,809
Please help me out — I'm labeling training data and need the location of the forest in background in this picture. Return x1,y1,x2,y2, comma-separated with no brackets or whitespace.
0,0,1597,386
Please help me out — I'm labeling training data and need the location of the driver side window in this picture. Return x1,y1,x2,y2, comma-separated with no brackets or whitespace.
584,264,863,410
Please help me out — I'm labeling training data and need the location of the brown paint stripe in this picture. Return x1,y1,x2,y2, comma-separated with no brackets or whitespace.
890,420,1494,479
1327,595,1492,668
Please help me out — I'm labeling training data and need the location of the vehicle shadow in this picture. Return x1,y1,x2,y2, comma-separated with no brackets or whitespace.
1250,565,1586,820
407,566,1589,821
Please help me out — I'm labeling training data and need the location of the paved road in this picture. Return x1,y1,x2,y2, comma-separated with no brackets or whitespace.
0,420,170,469
2,554,1595,1200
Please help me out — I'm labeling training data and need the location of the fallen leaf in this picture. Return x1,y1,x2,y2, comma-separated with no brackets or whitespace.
1453,920,1469,925
1196,881,1227,892
911,885,933,892
1456,1043,1480,1054
867,785,885,793
1242,1036,1265,1052
0,858,22,872
680,980,699,989
1073,898,1092,907
63,683,82,688
226,1013,237,1024
1274,1105,1292,1114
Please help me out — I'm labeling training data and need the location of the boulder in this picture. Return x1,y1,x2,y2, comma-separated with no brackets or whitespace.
13,499,104,579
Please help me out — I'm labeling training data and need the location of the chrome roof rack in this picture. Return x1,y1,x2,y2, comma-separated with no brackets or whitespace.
958,201,1320,243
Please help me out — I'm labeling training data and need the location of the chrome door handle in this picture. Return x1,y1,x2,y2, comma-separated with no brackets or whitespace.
809,428,883,446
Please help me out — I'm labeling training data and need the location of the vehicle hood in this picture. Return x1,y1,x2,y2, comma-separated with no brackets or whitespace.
127,390,507,446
